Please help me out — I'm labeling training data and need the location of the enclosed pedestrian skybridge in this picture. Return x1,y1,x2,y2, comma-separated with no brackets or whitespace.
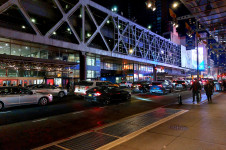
0,0,181,68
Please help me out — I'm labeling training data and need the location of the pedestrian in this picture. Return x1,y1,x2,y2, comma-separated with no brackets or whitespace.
204,80,214,102
190,79,201,103
66,82,70,92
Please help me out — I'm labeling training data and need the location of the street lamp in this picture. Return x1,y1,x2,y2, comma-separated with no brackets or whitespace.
148,25,152,29
172,2,179,8
111,6,118,12
146,0,156,11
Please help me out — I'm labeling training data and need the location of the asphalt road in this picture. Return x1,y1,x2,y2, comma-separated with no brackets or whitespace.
0,90,193,150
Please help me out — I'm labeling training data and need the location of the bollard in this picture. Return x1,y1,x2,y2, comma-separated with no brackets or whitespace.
178,94,182,105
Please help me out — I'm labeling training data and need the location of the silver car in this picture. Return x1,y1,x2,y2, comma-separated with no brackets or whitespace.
0,87,53,110
27,84,67,98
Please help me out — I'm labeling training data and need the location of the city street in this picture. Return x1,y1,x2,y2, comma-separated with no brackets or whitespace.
0,90,193,150
0,0,225,149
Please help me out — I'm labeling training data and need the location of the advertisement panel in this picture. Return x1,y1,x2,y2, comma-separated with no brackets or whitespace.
191,47,205,71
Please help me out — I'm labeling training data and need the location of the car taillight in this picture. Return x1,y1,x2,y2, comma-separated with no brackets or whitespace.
125,83,127,85
94,92,101,96
85,86,89,90
149,84,152,86
182,83,185,85
48,94,52,97
158,85,163,87
137,84,141,86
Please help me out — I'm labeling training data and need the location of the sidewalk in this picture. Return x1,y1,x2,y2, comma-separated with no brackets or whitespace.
109,92,226,150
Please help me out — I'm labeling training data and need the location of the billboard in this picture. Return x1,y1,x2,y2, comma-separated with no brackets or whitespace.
191,47,205,71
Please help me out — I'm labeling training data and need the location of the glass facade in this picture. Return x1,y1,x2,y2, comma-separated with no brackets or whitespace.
0,38,80,87
86,55,101,80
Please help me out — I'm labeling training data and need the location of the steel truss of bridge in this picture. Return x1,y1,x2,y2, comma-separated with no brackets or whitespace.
0,0,182,69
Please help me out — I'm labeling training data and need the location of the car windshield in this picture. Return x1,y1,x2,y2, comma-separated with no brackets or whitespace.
152,82,162,85
78,81,93,86
157,80,164,82
176,81,185,83
105,81,113,85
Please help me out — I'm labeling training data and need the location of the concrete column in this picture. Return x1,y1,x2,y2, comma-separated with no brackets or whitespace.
79,52,86,81
153,65,157,81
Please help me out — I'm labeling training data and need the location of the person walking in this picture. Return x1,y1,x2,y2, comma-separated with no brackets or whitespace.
204,80,214,102
190,79,201,104
66,82,70,93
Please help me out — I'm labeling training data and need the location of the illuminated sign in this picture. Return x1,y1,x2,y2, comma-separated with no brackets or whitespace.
191,47,205,71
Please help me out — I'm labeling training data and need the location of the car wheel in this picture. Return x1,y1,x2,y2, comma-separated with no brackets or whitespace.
103,98,110,105
39,97,48,106
0,102,4,110
58,91,65,98
126,94,131,101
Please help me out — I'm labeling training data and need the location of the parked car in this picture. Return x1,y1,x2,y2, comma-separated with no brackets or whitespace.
173,80,187,90
131,81,151,93
85,86,131,105
27,84,67,98
74,81,118,96
0,87,53,110
104,81,119,87
157,80,173,93
150,81,167,94
119,81,133,88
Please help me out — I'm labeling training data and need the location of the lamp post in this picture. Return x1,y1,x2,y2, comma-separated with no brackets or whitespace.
196,21,199,81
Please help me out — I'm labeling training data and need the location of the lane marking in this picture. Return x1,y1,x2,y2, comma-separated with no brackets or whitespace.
32,118,48,123
55,144,70,150
0,111,11,114
72,111,84,115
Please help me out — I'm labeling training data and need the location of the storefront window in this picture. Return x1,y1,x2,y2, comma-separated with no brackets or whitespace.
68,54,75,62
0,42,10,55
134,64,138,70
134,73,138,81
40,49,48,59
49,50,59,60
21,46,31,57
87,56,95,66
104,63,113,70
75,53,80,63
62,53,68,61
87,70,95,78
96,57,100,67
54,78,62,87
0,69,6,77
8,69,18,77
31,47,40,58
96,71,100,78
147,66,153,72
11,44,21,56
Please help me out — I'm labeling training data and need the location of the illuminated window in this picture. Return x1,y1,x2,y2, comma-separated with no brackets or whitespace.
87,56,95,66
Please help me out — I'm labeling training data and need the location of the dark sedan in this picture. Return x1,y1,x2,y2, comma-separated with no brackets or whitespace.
85,86,131,105
131,81,151,93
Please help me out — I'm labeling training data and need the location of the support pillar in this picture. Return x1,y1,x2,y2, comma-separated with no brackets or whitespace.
79,52,86,81
153,65,157,81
